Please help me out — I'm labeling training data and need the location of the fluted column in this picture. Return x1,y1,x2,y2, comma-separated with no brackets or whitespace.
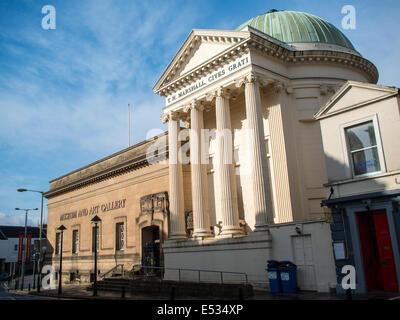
162,112,187,240
212,88,243,237
243,72,272,230
188,101,212,238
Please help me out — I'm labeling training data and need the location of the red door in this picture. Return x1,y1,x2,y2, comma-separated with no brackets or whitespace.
373,210,399,292
357,210,399,292
356,213,384,291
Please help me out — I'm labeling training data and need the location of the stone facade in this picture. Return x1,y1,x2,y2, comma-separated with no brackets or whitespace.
45,135,173,282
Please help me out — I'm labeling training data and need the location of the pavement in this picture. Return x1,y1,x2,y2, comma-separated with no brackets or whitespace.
2,281,399,300
0,281,53,300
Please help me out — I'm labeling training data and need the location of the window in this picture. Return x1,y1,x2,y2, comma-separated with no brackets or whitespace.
72,230,79,254
55,232,61,255
116,223,124,251
92,226,99,252
345,121,381,177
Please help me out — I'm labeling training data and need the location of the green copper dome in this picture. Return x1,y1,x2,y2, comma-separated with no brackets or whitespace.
236,10,356,51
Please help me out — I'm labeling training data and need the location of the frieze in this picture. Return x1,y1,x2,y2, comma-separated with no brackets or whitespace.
166,54,250,106
59,198,126,221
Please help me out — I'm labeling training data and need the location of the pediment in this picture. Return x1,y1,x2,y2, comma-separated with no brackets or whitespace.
315,81,398,119
153,29,248,94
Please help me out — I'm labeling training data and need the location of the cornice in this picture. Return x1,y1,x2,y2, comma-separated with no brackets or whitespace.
44,151,169,199
155,30,378,98
247,34,379,83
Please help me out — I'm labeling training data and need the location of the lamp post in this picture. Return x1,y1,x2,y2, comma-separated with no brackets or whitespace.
91,215,101,296
17,188,45,293
15,207,38,290
32,251,36,289
57,225,66,295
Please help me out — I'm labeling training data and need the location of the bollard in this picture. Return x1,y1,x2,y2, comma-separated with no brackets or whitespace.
15,280,18,290
28,283,31,292
170,286,175,300
346,288,352,300
238,287,244,300
121,286,125,299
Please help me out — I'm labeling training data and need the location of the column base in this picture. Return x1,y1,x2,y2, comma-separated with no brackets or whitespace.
168,233,188,241
218,226,244,238
192,229,213,239
254,224,270,232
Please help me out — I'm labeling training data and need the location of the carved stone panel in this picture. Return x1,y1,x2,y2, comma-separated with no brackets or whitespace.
138,192,169,224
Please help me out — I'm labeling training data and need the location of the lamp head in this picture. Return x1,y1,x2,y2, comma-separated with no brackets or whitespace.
91,215,102,223
57,225,66,231
17,188,27,192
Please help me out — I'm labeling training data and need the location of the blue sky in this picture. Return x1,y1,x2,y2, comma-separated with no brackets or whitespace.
0,0,399,226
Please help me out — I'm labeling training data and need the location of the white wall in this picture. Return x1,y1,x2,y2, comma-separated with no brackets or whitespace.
269,220,337,292
163,232,272,288
0,238,39,263
163,220,337,292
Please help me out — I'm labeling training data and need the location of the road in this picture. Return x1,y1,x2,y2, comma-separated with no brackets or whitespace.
0,280,42,300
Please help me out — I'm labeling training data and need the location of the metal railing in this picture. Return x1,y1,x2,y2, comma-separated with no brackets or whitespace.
130,265,248,285
100,264,124,279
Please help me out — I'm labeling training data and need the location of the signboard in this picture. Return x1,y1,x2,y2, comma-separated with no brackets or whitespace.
18,234,23,263
26,234,32,262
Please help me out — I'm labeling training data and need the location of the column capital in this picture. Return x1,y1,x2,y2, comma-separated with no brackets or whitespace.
160,113,169,124
235,71,271,88
206,87,232,101
262,80,286,95
160,110,182,123
183,100,208,113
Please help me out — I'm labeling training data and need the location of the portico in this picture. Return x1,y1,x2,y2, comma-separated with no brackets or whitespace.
161,69,276,240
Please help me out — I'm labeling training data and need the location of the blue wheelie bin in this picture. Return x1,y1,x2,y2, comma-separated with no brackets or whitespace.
279,261,297,293
266,260,281,293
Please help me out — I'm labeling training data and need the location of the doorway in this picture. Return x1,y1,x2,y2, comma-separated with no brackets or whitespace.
292,235,317,291
141,226,161,269
356,209,398,292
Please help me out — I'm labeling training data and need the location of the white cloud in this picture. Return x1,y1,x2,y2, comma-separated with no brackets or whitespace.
0,212,38,227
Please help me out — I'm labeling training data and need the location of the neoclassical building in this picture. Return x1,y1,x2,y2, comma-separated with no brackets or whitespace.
45,10,381,292
153,10,376,289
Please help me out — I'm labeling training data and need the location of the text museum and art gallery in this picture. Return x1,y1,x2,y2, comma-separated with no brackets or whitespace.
44,10,400,293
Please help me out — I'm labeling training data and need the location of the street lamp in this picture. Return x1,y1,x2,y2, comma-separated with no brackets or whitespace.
57,225,66,295
91,215,101,296
15,207,38,291
17,188,45,293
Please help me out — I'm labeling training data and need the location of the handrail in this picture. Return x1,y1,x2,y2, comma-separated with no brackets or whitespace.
100,264,124,279
131,264,248,285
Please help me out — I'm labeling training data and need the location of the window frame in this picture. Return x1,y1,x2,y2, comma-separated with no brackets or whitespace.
92,225,100,253
72,229,79,254
115,222,125,251
340,114,386,179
